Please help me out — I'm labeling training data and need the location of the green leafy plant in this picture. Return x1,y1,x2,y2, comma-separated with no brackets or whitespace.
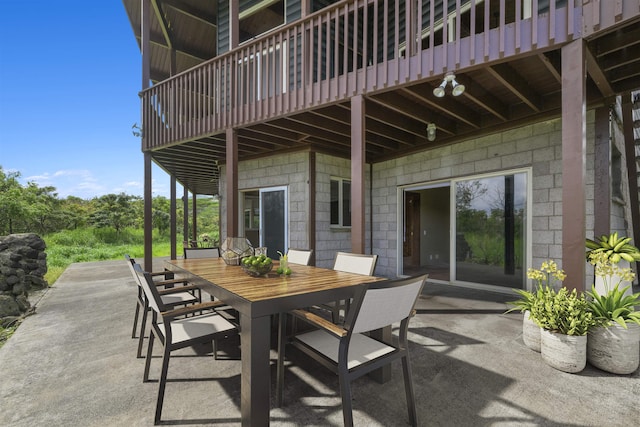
531,286,595,336
588,284,640,329
505,260,566,316
585,232,640,263
587,251,640,329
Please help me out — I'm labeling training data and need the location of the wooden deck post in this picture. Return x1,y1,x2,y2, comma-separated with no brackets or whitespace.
142,0,152,271
351,95,366,254
593,106,611,238
170,175,177,260
183,186,189,245
226,128,239,237
561,39,587,291
621,94,640,275
192,193,197,243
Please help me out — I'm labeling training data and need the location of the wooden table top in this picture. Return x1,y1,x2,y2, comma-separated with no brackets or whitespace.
165,257,384,304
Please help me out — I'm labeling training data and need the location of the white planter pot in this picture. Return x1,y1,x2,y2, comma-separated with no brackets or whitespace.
594,260,632,297
588,323,640,374
522,310,541,352
540,329,587,373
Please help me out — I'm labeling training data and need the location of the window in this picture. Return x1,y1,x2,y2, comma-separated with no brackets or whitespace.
330,178,351,227
612,147,623,200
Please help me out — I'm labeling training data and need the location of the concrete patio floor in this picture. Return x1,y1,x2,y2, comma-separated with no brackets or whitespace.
0,259,638,426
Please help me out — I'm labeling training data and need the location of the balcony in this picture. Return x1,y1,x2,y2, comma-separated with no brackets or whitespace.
128,0,640,194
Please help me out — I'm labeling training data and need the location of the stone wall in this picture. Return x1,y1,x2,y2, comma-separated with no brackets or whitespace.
0,233,48,326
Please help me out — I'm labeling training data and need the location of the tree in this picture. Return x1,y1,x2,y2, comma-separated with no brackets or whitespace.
0,167,27,235
89,193,139,236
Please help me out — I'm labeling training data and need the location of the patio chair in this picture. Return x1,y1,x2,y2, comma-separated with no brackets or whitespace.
279,274,427,427
125,255,203,358
323,252,378,322
134,263,239,425
286,248,313,266
183,246,221,259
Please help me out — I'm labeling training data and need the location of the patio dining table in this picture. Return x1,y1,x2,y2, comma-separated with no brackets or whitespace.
164,257,387,427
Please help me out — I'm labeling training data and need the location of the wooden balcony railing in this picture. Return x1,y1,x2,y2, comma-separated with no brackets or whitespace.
140,0,606,151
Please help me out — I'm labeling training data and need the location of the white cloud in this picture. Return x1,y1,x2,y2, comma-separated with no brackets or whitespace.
18,167,171,200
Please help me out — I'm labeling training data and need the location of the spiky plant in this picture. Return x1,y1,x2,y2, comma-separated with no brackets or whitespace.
587,284,640,329
585,232,640,264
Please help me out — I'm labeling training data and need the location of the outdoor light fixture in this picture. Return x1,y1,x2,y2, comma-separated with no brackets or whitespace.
426,123,436,141
433,80,447,98
433,72,465,97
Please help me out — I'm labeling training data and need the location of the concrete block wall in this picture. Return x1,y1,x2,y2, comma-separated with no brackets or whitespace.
371,112,597,282
314,153,372,269
219,152,310,252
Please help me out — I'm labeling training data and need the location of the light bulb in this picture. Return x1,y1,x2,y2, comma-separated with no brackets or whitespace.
426,123,436,141
433,80,447,98
451,79,465,96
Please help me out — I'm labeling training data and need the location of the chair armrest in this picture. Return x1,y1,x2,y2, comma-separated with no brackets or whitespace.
161,300,227,320
149,271,171,277
291,309,347,338
158,284,201,295
154,278,189,287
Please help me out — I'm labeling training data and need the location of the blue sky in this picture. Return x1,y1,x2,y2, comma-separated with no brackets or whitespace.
0,1,171,199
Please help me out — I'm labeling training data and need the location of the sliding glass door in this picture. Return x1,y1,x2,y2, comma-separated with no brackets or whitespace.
400,170,529,290
241,186,288,260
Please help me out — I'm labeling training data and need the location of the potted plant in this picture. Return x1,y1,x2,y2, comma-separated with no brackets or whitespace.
585,232,640,264
586,252,640,374
505,260,566,352
586,232,640,296
533,286,595,373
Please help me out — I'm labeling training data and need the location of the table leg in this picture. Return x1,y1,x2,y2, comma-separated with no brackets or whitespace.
240,313,272,427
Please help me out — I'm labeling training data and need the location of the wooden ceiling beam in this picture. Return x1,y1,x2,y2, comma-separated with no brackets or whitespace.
311,107,415,147
594,26,640,57
538,51,562,84
400,86,481,129
152,0,173,49
455,75,510,122
585,45,615,99
370,92,456,135
353,102,426,139
161,0,217,27
487,64,542,112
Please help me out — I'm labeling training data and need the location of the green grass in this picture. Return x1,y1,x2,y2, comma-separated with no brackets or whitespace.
1,227,179,349
43,227,173,284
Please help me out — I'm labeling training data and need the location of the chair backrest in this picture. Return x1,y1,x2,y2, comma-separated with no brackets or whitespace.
184,247,220,259
286,249,313,265
124,254,139,283
332,252,378,275
133,262,166,314
347,275,428,334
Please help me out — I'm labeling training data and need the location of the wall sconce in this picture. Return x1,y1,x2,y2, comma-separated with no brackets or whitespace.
433,72,465,97
426,123,437,141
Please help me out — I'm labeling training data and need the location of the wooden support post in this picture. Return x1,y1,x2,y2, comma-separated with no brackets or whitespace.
621,94,640,275
183,186,189,247
309,152,316,265
144,152,153,271
561,40,587,291
351,95,366,254
170,175,177,260
192,192,197,243
593,106,611,238
226,128,239,237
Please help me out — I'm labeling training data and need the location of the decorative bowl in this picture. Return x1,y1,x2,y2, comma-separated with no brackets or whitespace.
240,256,273,277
